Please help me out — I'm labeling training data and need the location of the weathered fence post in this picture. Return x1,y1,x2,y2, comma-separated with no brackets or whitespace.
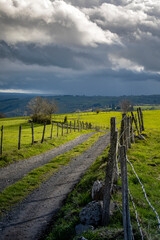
131,112,139,136
1,125,3,155
50,121,54,139
41,122,46,143
127,117,131,149
119,146,132,240
137,108,142,133
18,125,22,150
31,122,34,145
102,117,118,226
70,121,71,133
139,107,144,131
62,123,63,136
130,116,135,144
120,113,126,146
78,121,79,132
74,120,76,132
67,123,68,134
57,122,59,137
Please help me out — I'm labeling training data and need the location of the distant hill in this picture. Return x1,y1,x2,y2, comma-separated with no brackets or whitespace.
0,93,160,117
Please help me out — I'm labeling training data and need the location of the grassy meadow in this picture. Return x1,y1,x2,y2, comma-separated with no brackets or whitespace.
0,111,122,167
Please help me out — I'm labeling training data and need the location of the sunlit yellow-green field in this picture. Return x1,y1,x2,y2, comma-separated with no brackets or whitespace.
0,110,160,167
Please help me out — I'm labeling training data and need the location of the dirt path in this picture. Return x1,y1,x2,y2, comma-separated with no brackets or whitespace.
0,132,94,192
0,133,110,240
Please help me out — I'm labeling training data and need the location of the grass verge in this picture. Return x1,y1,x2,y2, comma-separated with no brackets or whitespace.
0,132,105,217
0,129,93,168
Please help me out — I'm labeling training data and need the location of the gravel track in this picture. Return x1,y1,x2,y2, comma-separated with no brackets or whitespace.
0,133,110,240
0,132,94,193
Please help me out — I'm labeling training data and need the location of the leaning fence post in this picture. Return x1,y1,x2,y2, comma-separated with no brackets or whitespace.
137,108,142,133
67,123,68,134
102,117,118,226
62,123,63,136
130,116,135,144
131,112,139,136
1,125,3,155
70,121,71,133
41,122,46,143
18,125,22,150
127,117,131,149
139,107,144,131
57,122,59,137
50,121,54,139
119,146,132,240
120,113,126,146
31,122,34,145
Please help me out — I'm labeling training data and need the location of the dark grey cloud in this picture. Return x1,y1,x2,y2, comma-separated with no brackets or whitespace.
0,0,160,95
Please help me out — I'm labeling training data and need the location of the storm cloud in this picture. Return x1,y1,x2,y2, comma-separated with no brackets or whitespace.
0,0,160,95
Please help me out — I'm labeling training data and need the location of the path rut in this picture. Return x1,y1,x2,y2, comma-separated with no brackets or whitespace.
0,133,110,240
0,132,94,192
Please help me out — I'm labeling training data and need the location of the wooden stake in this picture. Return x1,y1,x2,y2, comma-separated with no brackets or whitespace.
41,122,46,143
31,122,34,145
57,122,59,137
50,121,54,139
119,146,132,240
18,125,22,150
102,117,118,225
1,126,3,155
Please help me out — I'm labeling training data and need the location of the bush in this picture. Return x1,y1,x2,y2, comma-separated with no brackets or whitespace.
31,114,51,124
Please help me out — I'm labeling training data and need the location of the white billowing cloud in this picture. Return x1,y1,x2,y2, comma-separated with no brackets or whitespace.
0,0,119,46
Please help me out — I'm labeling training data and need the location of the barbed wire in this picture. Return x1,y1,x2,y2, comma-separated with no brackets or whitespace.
128,189,144,240
127,157,160,231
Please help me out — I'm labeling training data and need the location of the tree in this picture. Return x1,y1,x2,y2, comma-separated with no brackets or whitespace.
0,112,6,118
120,99,132,113
28,97,58,123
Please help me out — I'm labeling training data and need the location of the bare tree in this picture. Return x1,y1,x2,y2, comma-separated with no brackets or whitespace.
120,99,132,113
27,97,57,123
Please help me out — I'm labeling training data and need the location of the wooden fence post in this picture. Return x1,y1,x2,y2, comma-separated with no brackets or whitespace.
102,117,118,226
137,108,142,133
120,113,126,146
18,125,22,150
62,123,63,136
78,121,79,132
119,146,132,240
57,122,59,137
74,120,76,132
139,107,144,131
41,122,46,143
70,121,71,133
1,126,3,155
50,121,54,139
67,123,68,134
31,122,34,145
131,112,139,136
127,117,131,149
130,116,135,144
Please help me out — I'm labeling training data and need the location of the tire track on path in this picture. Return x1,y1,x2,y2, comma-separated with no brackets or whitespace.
0,133,110,240
0,132,94,193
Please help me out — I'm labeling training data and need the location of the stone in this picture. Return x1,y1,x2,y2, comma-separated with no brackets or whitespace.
77,237,88,240
75,224,94,235
91,180,104,201
79,201,103,226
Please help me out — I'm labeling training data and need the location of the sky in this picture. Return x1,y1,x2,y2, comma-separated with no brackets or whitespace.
0,0,160,96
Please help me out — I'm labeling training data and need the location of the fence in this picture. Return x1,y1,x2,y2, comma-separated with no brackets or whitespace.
0,119,107,155
102,107,160,240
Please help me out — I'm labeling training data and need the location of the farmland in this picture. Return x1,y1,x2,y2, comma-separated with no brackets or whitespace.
0,110,160,239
